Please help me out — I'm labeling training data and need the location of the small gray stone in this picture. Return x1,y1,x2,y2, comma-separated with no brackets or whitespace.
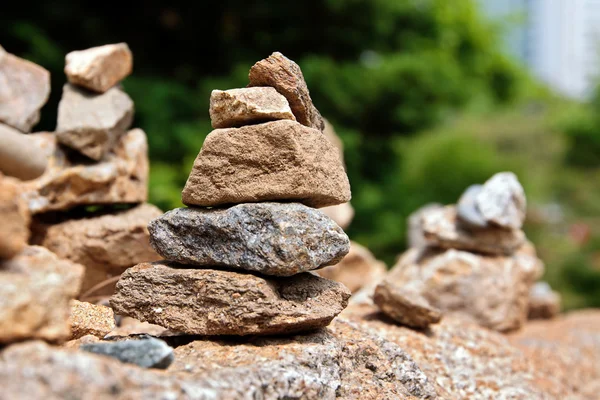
456,185,488,228
149,202,350,276
80,336,174,369
476,172,526,230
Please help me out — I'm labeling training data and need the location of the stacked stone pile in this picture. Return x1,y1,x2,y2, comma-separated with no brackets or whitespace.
374,172,550,331
110,52,353,336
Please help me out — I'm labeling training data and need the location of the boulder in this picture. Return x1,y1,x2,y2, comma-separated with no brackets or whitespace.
149,203,349,276
65,43,133,93
182,120,350,208
110,262,351,336
56,84,134,160
248,52,324,130
0,246,83,344
35,204,162,295
69,300,115,340
22,128,148,214
80,336,174,369
0,173,29,259
421,205,525,255
527,281,561,320
321,202,354,229
0,46,51,132
475,172,526,229
209,87,295,128
316,241,386,293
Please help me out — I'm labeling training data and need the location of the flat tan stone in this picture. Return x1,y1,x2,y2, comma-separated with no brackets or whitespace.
65,43,133,93
209,87,295,128
248,52,324,130
69,300,115,340
182,120,350,208
0,47,51,132
0,174,29,259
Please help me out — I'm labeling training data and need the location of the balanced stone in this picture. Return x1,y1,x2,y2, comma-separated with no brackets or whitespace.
456,184,487,228
0,174,29,259
209,87,295,128
149,202,349,276
80,336,174,369
110,262,351,336
65,43,133,93
248,52,324,130
182,120,350,208
421,205,525,255
476,172,526,230
69,300,115,340
56,84,134,160
0,46,51,132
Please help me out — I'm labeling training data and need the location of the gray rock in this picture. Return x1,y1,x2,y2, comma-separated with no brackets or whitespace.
80,336,174,369
456,185,488,228
149,203,350,276
476,172,526,230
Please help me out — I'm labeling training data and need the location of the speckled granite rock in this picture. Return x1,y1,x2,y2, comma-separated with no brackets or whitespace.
527,281,561,320
0,246,83,344
0,173,29,259
182,120,350,208
248,52,324,130
0,46,51,132
69,300,115,340
110,262,351,336
149,203,349,276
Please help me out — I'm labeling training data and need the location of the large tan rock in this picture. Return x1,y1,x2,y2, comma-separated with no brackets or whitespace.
421,205,525,255
35,204,162,295
69,300,115,340
316,241,386,293
248,52,324,130
0,174,29,259
0,246,83,344
0,46,51,132
65,43,133,93
22,128,148,214
209,87,295,128
56,84,134,160
182,120,351,208
387,244,543,332
110,262,351,336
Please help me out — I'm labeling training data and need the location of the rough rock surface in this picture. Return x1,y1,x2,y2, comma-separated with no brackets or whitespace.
65,43,133,93
0,46,51,132
36,204,162,295
386,244,543,332
248,52,324,130
81,336,174,369
149,203,349,276
182,120,350,208
22,128,148,214
209,87,295,128
56,84,134,160
421,205,525,255
476,172,526,229
0,246,83,344
373,280,442,329
528,281,561,320
321,202,354,230
69,300,115,340
110,262,351,336
316,241,386,293
0,174,29,259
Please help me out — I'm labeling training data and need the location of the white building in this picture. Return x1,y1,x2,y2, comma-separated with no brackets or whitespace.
480,0,600,99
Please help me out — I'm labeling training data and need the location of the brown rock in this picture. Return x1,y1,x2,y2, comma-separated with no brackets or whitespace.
35,204,162,296
209,87,296,128
387,244,543,332
374,280,442,329
527,281,561,320
0,174,29,259
321,202,354,229
22,128,148,214
421,205,525,255
56,84,134,160
0,246,83,344
108,317,170,338
316,241,386,293
65,43,133,93
182,120,350,208
248,52,324,130
110,262,351,336
0,46,51,132
69,300,115,340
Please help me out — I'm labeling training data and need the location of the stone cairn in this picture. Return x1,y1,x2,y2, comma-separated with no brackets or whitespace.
374,172,553,331
110,52,354,336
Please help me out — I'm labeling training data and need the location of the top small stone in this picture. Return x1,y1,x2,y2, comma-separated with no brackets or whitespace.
209,87,295,129
65,43,133,93
475,172,526,230
248,52,324,131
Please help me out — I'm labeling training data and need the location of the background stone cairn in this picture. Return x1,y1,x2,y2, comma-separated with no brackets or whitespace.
110,52,354,336
374,172,555,331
